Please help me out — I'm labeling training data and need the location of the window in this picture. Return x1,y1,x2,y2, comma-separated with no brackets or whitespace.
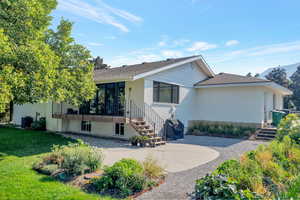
81,121,91,132
153,81,179,104
115,123,124,135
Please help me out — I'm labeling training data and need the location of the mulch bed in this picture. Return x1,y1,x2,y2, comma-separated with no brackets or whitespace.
35,168,166,199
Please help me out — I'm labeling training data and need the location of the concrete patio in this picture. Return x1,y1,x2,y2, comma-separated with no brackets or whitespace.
60,133,266,199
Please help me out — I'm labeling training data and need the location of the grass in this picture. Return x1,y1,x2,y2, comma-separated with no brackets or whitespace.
0,127,115,200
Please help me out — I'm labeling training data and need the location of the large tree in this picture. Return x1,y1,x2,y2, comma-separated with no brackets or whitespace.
265,68,290,88
265,68,291,108
0,0,96,112
290,66,300,110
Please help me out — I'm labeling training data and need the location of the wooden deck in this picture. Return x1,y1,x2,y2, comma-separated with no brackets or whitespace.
52,114,127,123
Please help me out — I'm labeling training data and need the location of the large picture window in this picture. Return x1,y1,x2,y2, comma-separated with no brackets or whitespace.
153,81,179,104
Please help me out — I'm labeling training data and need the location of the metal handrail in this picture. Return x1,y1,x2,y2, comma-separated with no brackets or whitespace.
127,100,165,138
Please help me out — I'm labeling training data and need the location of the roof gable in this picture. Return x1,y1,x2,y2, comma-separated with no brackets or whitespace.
93,55,214,82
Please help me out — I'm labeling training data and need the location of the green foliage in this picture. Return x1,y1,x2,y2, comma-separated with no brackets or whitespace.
92,158,146,198
195,174,260,200
0,0,96,113
129,135,150,146
277,175,300,199
45,19,96,106
276,114,300,143
265,68,289,88
31,117,46,130
35,142,103,177
190,122,255,138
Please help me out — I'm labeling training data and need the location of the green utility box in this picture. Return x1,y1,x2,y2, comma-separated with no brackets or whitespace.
272,111,286,127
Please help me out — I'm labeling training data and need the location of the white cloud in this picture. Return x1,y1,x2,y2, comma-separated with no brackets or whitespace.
57,0,142,32
158,41,166,47
207,40,300,63
187,41,217,51
88,42,103,47
161,50,183,57
225,40,239,46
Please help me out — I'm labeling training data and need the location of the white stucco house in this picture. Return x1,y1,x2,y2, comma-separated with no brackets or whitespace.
12,55,292,142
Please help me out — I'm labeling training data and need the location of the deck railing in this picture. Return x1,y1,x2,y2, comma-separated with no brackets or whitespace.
52,100,166,138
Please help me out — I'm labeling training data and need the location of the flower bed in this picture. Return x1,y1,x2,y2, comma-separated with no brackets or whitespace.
194,114,300,200
33,140,166,198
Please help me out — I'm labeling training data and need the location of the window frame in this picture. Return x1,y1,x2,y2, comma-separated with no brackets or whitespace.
115,123,124,136
153,81,179,104
81,121,91,132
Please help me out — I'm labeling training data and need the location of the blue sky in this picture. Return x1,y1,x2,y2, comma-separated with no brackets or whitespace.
52,0,300,74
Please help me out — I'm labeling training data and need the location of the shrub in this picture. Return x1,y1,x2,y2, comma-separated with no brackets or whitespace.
215,160,240,175
190,123,255,138
195,174,259,200
276,114,300,142
92,158,146,198
34,142,103,177
142,155,165,179
31,117,46,130
54,143,103,176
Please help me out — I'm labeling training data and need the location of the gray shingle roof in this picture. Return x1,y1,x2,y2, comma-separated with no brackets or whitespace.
94,56,199,82
194,73,271,86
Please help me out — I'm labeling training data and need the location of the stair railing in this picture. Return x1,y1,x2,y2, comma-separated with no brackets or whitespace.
127,100,166,139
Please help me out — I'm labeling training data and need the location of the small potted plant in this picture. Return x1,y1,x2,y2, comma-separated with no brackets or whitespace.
129,136,139,146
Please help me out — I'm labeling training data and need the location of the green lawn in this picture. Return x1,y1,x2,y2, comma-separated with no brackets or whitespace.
0,127,114,200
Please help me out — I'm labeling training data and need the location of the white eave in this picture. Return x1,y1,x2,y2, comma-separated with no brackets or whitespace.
195,81,292,96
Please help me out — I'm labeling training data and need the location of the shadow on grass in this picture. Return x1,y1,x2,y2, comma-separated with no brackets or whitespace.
39,176,57,183
0,127,78,157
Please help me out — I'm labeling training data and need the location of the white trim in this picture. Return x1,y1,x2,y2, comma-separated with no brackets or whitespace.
198,55,215,77
133,56,213,80
195,81,292,95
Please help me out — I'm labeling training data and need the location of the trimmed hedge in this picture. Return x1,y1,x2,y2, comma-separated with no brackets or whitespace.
189,122,255,138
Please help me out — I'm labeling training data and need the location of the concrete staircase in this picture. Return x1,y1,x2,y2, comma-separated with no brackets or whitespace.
255,128,277,141
130,119,166,147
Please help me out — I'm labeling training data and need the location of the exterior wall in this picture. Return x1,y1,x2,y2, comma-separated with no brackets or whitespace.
126,79,144,108
12,102,64,132
194,86,265,126
143,62,208,128
12,103,47,125
63,120,138,140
